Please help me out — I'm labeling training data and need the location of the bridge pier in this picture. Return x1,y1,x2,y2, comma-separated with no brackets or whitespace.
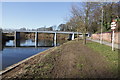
54,33,57,46
0,29,2,50
15,31,20,47
87,33,90,37
35,32,38,47
72,33,75,40
68,33,74,40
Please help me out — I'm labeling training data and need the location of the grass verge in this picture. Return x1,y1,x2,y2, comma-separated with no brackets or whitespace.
86,41,118,75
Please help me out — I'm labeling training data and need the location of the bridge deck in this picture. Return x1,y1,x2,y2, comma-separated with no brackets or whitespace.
3,30,88,34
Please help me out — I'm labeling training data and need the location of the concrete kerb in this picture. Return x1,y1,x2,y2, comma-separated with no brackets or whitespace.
0,47,57,75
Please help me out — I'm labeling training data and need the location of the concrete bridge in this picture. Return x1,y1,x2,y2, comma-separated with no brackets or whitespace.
0,30,89,50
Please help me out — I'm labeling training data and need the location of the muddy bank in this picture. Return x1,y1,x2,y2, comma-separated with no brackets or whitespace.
2,40,117,79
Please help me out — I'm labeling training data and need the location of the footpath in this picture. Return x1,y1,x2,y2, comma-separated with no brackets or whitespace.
87,38,120,49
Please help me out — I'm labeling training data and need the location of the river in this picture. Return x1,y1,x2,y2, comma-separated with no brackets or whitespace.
0,38,67,70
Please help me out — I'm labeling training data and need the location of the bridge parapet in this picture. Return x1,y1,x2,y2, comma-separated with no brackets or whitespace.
3,30,86,35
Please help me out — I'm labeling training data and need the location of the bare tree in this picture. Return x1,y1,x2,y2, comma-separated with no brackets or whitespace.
69,2,103,44
70,3,92,44
67,2,119,44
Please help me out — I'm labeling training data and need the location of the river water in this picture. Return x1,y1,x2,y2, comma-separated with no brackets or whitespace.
0,39,67,70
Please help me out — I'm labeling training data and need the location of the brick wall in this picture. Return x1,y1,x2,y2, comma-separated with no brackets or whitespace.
91,32,120,44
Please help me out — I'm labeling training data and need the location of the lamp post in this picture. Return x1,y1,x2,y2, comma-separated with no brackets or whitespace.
100,4,103,44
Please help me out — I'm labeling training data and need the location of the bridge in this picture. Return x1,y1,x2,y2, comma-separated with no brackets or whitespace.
2,30,83,34
0,30,89,50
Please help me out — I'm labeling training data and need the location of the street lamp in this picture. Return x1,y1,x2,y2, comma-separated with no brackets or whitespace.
100,4,103,44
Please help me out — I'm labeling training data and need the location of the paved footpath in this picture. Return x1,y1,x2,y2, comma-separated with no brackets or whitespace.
87,38,120,49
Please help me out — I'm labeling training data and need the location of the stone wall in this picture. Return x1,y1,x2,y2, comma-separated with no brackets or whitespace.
91,32,120,44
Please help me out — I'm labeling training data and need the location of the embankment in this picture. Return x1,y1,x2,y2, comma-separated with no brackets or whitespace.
2,40,118,79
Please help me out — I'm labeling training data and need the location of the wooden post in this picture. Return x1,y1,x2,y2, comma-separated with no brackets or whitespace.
112,30,115,51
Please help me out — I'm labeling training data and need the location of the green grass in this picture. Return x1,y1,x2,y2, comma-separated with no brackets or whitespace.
86,41,118,63
86,41,118,74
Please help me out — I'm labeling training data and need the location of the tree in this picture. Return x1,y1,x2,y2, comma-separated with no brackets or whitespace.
20,27,26,31
48,27,53,31
65,2,119,44
70,2,95,44
51,25,57,31
58,24,66,31
101,2,120,32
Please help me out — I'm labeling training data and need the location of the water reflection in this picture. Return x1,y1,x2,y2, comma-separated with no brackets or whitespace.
5,39,67,47
1,38,67,70
20,39,36,46
6,40,14,46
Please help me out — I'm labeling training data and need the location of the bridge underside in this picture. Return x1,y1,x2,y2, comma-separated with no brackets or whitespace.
14,32,76,47
1,31,89,48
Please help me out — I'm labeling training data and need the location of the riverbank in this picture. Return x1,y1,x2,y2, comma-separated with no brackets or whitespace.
2,39,118,79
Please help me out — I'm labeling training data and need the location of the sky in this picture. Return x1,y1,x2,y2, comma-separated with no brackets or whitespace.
1,2,75,29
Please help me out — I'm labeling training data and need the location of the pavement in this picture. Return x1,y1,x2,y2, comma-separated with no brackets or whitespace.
87,38,120,49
